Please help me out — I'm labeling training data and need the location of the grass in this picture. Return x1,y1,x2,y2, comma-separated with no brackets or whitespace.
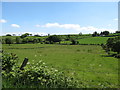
78,37,111,44
2,44,118,88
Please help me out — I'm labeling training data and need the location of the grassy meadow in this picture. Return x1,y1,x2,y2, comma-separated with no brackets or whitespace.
2,44,119,88
78,37,112,44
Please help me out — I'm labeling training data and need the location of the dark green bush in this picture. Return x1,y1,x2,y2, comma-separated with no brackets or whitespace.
71,39,79,45
2,52,18,72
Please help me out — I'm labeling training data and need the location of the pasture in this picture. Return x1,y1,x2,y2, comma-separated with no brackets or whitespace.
2,44,118,88
78,37,111,44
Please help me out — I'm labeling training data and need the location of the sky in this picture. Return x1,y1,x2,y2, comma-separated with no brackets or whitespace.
1,2,118,36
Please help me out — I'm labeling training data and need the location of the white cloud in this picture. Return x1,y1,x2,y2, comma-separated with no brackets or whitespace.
4,23,116,36
113,18,118,21
41,23,116,33
43,23,60,28
11,24,20,28
3,32,48,36
42,23,81,30
35,24,41,27
0,19,7,23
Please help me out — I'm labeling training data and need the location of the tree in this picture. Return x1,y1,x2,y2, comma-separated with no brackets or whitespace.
16,37,21,44
27,38,34,43
46,35,61,44
115,31,120,33
20,33,30,38
48,34,50,36
101,44,110,54
30,34,32,36
34,34,40,37
33,38,39,43
22,38,29,44
112,41,120,54
38,38,42,43
71,39,79,45
6,34,11,36
106,38,115,48
67,35,71,39
5,37,13,45
100,32,103,36
92,31,99,37
105,37,120,54
102,31,109,36
12,34,16,36
79,32,82,36
1,39,6,44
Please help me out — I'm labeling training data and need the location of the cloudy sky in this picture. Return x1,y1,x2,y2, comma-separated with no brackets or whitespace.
1,2,118,35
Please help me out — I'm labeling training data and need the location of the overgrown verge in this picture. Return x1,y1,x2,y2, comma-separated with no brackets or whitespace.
2,52,79,88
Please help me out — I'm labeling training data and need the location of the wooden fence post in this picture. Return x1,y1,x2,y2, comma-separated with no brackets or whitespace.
20,58,28,70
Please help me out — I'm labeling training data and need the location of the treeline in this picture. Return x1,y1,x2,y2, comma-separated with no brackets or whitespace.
1,33,83,45
1,37,42,45
1,30,120,45
1,35,80,45
92,30,120,37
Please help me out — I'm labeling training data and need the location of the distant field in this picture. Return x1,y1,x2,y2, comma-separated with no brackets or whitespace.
78,37,111,44
2,44,118,88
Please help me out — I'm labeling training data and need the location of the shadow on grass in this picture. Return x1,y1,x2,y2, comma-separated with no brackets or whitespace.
101,54,117,57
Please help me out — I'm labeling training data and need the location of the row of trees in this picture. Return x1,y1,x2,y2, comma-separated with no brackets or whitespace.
1,35,80,45
5,30,120,37
1,37,42,45
92,31,110,37
6,33,51,37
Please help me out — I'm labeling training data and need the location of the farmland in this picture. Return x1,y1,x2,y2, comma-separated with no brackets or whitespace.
78,37,112,44
2,43,119,88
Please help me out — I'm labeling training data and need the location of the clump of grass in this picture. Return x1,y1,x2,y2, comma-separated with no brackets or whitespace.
76,49,80,52
87,49,92,53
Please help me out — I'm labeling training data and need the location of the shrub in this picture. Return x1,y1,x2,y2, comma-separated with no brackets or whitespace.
2,52,18,73
16,37,22,44
71,39,79,45
106,37,120,54
46,35,61,44
5,37,13,45
44,41,50,44
2,52,79,88
114,54,120,58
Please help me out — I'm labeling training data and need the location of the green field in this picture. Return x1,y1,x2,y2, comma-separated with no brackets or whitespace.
2,44,118,88
78,37,111,44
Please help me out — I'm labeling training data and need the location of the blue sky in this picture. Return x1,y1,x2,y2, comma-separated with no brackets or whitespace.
1,2,118,35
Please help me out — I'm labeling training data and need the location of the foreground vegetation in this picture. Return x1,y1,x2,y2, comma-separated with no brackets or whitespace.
2,44,119,88
2,52,78,88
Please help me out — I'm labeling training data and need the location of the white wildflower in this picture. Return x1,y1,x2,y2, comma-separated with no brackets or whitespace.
55,69,58,72
27,62,30,64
